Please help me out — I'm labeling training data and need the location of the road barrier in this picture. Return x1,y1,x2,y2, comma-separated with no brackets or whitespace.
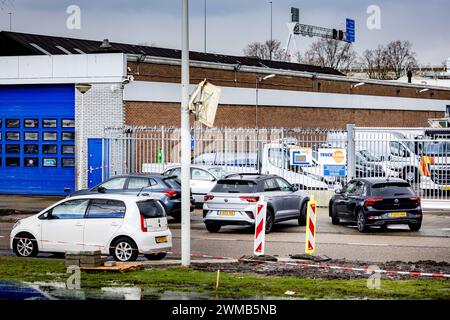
253,196,267,256
305,195,317,255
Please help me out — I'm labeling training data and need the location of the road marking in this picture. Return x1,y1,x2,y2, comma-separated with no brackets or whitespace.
0,236,4,238
347,242,390,247
442,228,450,231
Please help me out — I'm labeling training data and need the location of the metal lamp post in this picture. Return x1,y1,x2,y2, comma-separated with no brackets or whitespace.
255,74,275,129
181,0,191,267
75,83,92,190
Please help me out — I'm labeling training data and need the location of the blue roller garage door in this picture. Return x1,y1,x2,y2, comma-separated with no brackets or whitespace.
0,84,75,195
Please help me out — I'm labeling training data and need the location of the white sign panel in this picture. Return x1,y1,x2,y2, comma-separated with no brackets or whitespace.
290,147,312,166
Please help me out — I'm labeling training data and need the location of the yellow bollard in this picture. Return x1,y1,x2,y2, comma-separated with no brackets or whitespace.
305,195,318,255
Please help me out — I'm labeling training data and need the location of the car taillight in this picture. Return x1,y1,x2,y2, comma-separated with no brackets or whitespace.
364,198,384,206
409,197,421,206
240,196,260,203
140,214,148,232
204,195,214,202
163,190,177,197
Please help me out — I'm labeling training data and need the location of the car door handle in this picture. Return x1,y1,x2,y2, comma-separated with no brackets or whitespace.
111,222,120,226
75,222,84,227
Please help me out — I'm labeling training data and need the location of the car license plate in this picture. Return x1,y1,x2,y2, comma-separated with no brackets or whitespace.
218,211,235,216
440,186,450,191
155,236,168,244
389,212,408,218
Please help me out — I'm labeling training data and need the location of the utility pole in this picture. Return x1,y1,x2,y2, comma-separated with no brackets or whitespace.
181,0,191,267
204,0,207,53
8,12,12,31
269,1,273,60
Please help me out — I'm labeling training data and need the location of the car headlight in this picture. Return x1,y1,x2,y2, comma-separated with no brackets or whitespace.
12,220,21,230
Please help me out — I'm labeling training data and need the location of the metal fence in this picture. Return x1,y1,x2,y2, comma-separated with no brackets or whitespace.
102,126,450,208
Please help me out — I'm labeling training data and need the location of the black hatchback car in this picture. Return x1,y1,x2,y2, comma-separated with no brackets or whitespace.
70,174,194,220
329,178,422,232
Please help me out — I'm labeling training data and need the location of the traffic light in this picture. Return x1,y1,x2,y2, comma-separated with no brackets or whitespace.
291,7,299,23
332,29,344,40
338,30,344,40
332,29,338,40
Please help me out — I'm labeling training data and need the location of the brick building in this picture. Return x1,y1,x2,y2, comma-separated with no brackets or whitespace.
1,31,450,195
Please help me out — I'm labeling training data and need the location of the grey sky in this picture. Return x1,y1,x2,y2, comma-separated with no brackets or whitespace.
1,0,449,65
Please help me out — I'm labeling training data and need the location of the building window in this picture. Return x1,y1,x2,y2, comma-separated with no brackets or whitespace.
42,145,57,154
24,157,39,167
6,145,20,154
62,145,75,154
24,119,39,128
42,119,57,128
24,132,39,141
42,158,57,167
6,119,20,128
6,157,20,167
62,158,75,167
43,132,58,141
62,119,75,128
62,132,75,141
24,145,39,154
6,132,20,141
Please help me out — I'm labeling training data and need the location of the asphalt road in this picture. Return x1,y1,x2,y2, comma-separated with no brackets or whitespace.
1,209,449,263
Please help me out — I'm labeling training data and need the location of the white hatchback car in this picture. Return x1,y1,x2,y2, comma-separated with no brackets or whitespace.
10,194,172,262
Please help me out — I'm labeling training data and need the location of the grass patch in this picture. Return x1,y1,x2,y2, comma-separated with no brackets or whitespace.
0,257,449,300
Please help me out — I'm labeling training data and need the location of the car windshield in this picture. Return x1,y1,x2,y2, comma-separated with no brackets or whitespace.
424,142,450,156
208,167,228,178
211,180,257,193
371,182,415,197
359,150,381,162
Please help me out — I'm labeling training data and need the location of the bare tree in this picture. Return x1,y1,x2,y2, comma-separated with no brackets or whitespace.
298,39,357,71
384,40,417,79
243,40,290,62
361,46,391,80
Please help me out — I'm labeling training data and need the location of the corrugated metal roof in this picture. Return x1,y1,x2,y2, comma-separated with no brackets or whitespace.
0,31,344,76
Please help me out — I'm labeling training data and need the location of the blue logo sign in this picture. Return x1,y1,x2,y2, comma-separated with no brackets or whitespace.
323,165,346,177
191,135,195,151
346,18,355,43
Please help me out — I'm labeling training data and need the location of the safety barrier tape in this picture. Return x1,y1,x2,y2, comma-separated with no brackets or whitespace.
76,161,128,177
8,236,450,277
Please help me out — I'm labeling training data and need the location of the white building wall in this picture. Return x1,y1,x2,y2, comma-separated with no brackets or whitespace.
75,83,124,189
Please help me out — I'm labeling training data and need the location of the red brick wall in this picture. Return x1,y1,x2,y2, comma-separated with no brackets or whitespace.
125,102,444,129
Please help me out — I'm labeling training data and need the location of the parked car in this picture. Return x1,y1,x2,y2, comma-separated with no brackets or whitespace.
70,174,194,221
163,165,230,204
202,174,310,233
355,150,385,178
329,178,423,232
10,194,172,262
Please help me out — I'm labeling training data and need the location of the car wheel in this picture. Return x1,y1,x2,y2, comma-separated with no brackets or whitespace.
403,167,419,183
205,221,221,233
330,204,340,225
144,252,167,261
298,202,307,226
111,237,139,262
13,233,38,258
357,210,369,233
265,210,274,234
408,222,422,231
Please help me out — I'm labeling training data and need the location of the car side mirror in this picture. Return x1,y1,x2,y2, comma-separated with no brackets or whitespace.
97,186,106,193
291,185,299,192
335,188,343,194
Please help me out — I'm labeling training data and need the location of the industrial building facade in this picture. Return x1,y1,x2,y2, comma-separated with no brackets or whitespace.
1,31,450,195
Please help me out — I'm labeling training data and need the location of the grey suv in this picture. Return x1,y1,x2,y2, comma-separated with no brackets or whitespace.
202,174,310,233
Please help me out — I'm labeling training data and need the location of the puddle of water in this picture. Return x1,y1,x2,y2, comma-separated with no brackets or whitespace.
0,280,307,300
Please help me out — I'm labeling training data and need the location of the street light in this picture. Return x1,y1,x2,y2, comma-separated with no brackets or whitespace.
75,83,92,191
256,74,276,129
351,82,365,89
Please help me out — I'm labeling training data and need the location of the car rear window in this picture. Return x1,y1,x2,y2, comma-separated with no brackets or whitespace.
137,200,166,218
371,183,415,197
211,180,257,193
163,177,181,189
